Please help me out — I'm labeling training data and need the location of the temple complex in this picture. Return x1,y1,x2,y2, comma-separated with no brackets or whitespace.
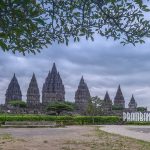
114,85,125,108
5,74,22,104
128,94,137,111
42,63,65,105
103,91,112,111
2,64,140,114
75,76,91,114
27,73,40,107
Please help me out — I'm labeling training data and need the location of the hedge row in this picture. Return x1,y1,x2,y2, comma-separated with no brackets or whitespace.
0,115,122,125
126,121,150,125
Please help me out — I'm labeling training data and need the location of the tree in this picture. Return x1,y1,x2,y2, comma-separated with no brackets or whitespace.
9,100,27,108
46,102,74,115
112,105,124,110
137,107,147,112
0,0,150,54
87,96,103,115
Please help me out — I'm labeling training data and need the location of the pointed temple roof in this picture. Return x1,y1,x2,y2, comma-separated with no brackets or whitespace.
27,73,40,106
128,94,137,109
7,74,22,95
42,63,65,103
75,76,91,113
5,74,22,104
75,76,91,98
51,63,57,74
78,76,89,89
104,91,111,102
43,63,64,92
27,73,40,95
129,94,136,104
114,85,124,101
114,85,125,108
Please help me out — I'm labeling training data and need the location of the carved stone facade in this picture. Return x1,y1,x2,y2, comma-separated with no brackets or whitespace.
114,85,125,108
42,63,65,105
5,74,22,104
27,73,40,107
103,91,112,111
128,95,137,111
75,76,91,114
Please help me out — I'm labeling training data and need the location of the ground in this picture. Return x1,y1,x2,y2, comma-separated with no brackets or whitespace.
100,125,150,142
0,126,150,150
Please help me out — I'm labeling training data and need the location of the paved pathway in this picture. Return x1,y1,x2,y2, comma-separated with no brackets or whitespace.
100,125,150,142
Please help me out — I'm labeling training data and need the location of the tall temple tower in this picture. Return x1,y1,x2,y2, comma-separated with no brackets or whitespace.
75,76,91,114
5,74,22,104
103,91,112,111
42,63,65,105
27,73,40,107
114,85,125,108
128,94,137,111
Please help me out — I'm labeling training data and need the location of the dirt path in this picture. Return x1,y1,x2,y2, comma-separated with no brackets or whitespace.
0,126,150,150
0,126,96,150
100,125,150,142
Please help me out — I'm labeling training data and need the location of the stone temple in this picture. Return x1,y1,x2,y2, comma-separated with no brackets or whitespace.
128,94,137,111
5,74,22,104
114,85,125,108
42,63,65,105
3,63,140,114
75,76,91,114
27,73,40,107
103,91,112,111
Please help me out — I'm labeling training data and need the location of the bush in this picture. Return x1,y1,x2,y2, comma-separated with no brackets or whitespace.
112,105,124,110
137,107,147,112
0,114,121,125
47,102,74,115
125,121,150,125
9,100,27,108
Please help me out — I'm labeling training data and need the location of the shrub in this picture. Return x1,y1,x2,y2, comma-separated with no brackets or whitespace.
112,105,124,110
47,102,74,115
0,114,122,125
9,100,27,108
137,107,147,112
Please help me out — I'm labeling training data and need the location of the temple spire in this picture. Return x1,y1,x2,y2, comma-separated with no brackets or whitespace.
13,73,16,77
114,85,125,108
51,63,57,74
103,91,112,111
27,73,40,107
79,76,84,84
128,94,137,111
42,63,65,105
104,91,111,102
75,76,91,114
5,74,22,104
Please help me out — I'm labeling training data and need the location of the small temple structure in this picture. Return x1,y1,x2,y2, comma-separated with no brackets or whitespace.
75,76,91,114
27,73,40,107
114,85,125,108
103,91,112,111
5,74,22,104
128,94,137,111
42,63,65,105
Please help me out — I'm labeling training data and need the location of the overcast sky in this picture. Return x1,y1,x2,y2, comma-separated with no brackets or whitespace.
0,34,150,110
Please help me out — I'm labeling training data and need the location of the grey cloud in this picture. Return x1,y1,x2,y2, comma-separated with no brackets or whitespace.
0,36,150,109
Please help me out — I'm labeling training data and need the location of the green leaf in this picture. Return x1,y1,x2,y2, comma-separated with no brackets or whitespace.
0,40,8,50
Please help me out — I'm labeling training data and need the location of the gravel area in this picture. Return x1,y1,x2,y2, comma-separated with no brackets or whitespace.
0,125,150,150
100,125,150,142
0,126,95,150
